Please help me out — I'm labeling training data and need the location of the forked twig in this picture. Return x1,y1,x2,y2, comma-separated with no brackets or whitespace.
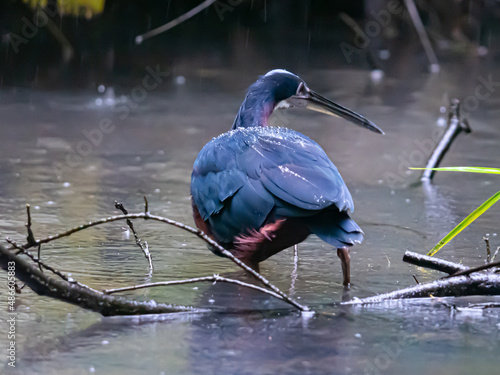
114,198,153,273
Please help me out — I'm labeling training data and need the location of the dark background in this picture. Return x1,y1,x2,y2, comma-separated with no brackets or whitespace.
1,0,500,89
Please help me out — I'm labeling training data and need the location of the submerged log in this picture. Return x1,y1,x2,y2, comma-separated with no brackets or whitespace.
402,250,468,274
345,250,500,304
345,273,500,304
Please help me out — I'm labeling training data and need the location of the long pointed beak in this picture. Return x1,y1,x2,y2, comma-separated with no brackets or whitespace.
289,89,384,135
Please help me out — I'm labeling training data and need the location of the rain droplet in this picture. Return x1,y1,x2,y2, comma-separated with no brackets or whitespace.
370,69,384,84
430,64,440,73
378,49,390,60
477,46,488,57
175,76,186,85
436,117,447,127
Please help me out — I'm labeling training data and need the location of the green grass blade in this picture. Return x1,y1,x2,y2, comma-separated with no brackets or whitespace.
410,166,500,175
427,190,500,256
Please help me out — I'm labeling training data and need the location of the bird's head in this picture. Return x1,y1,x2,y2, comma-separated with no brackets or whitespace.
232,69,383,134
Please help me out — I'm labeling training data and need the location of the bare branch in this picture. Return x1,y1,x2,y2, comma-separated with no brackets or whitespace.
135,0,217,44
420,99,471,182
103,274,284,302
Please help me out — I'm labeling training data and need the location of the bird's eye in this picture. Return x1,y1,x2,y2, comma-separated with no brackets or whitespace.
296,82,309,96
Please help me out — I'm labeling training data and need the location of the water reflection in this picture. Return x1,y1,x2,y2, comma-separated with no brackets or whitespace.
1,62,500,374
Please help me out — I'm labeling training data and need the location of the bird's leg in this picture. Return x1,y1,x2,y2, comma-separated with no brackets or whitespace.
337,247,351,286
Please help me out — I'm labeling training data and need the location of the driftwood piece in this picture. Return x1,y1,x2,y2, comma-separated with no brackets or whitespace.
402,250,468,274
346,250,500,304
345,274,500,304
0,244,204,316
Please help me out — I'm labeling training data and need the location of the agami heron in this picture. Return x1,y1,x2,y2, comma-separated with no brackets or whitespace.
191,70,383,285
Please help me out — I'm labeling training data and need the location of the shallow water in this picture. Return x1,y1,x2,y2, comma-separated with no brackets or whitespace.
1,63,500,374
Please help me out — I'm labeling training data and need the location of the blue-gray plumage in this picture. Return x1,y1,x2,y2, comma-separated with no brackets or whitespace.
191,70,383,285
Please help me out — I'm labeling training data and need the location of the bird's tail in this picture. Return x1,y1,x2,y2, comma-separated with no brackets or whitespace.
304,210,364,248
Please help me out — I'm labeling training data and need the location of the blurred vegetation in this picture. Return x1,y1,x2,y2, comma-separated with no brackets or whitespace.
1,0,500,88
23,0,105,17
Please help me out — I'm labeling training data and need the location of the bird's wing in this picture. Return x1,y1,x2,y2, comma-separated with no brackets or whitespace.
191,127,354,243
252,131,354,214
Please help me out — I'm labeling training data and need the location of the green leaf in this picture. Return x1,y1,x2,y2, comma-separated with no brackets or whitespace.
410,166,500,175
427,190,500,256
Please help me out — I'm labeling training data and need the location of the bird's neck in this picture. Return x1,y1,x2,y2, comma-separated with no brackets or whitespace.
232,85,276,129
